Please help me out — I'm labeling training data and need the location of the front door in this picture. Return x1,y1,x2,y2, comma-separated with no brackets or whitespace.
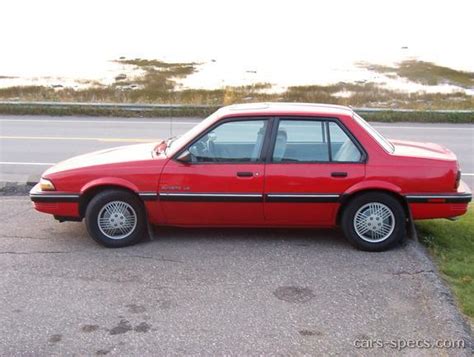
264,118,366,225
160,118,269,225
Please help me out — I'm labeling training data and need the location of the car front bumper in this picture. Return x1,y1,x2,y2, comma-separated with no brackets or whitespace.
29,183,81,219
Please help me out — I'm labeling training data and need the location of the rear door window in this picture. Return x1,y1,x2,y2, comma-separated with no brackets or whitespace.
271,119,362,163
328,122,362,162
272,120,329,162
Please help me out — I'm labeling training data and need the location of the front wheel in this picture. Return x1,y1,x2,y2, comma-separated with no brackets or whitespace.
341,192,406,251
85,190,147,248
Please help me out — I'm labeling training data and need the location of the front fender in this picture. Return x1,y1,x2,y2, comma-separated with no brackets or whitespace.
80,177,140,195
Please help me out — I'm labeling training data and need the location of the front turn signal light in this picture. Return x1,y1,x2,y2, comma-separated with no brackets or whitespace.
39,178,56,191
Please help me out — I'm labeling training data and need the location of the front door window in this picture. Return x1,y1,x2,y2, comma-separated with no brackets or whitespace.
189,120,268,163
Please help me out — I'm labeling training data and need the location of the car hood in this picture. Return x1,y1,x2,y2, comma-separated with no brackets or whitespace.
390,139,457,161
44,142,159,175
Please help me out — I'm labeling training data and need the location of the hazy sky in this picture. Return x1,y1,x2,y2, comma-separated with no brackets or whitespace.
1,0,473,82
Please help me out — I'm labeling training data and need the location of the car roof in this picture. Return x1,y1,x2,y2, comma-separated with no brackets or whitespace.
216,102,355,118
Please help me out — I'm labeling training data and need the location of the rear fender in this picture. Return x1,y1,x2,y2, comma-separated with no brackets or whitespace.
338,180,412,230
342,180,402,196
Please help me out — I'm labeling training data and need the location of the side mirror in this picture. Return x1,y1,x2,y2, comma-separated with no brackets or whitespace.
176,150,192,163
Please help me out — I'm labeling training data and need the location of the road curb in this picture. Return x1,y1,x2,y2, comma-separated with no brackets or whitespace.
408,238,473,350
0,181,35,196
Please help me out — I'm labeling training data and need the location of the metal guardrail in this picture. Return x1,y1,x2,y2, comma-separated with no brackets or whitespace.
352,107,474,114
0,101,472,114
0,101,213,111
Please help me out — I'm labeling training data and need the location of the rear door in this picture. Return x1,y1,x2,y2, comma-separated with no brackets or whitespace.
264,117,366,225
160,118,269,225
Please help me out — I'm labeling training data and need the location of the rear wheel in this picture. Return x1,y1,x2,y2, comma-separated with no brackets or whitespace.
341,192,406,251
85,189,146,248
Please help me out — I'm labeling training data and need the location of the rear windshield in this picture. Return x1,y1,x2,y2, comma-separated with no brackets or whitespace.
353,113,395,153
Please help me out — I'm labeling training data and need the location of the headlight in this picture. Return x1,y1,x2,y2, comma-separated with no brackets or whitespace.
39,178,56,191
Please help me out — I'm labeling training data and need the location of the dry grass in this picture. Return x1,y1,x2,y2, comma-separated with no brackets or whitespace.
0,59,473,111
359,60,474,88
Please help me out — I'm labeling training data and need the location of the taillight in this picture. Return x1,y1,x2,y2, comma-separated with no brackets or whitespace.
455,170,461,189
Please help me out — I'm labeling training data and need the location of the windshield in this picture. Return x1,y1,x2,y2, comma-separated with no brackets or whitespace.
353,113,395,153
164,111,221,156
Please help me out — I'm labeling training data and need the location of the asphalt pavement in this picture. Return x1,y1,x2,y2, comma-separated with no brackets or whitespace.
0,197,471,355
0,115,473,187
0,114,473,354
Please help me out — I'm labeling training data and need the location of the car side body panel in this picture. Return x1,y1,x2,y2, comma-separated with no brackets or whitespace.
264,162,365,225
29,103,471,228
159,160,265,225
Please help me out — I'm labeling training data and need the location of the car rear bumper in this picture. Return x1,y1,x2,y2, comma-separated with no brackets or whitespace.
406,180,472,220
29,183,80,218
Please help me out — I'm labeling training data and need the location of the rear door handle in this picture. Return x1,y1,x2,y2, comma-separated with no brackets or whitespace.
237,171,253,177
331,172,348,178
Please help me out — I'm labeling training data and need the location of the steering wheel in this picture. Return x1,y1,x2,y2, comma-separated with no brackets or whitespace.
189,135,216,161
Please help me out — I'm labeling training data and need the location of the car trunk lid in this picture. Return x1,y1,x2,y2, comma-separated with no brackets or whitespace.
390,139,457,161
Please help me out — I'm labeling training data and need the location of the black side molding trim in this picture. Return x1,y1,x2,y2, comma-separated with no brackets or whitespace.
159,193,263,202
265,194,340,203
157,192,343,203
156,192,343,203
138,192,159,201
405,194,472,204
30,194,80,203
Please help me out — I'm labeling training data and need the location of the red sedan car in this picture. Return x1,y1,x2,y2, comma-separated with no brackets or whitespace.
30,103,471,251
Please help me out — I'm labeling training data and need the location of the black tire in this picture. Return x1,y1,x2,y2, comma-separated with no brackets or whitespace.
341,192,406,251
85,189,147,248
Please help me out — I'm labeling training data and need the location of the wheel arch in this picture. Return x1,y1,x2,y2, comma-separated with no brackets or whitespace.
79,178,140,218
336,182,410,225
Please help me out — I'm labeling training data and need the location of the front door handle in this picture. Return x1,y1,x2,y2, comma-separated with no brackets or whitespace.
237,171,253,177
331,172,348,178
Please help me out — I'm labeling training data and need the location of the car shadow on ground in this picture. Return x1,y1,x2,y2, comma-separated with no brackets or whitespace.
57,221,354,249
2,199,408,253
146,226,410,253
150,225,345,244
57,221,407,253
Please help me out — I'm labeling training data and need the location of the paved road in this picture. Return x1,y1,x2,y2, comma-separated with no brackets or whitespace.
0,197,471,355
0,115,473,187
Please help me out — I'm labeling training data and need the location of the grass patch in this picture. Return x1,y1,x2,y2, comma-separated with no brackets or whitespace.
115,58,197,70
0,103,472,123
359,60,474,88
283,83,474,110
417,205,474,319
357,110,474,123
